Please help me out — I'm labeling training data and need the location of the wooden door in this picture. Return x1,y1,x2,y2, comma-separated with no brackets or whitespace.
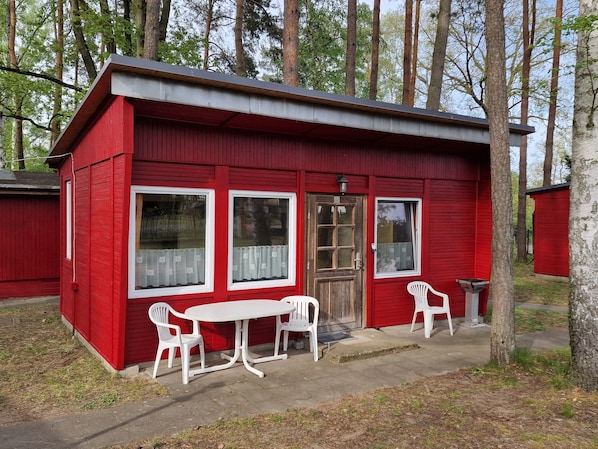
306,194,365,333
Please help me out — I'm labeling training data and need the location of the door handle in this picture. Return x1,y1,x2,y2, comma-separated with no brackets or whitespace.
354,252,363,271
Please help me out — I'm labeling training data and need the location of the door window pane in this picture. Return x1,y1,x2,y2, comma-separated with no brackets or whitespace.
375,198,421,277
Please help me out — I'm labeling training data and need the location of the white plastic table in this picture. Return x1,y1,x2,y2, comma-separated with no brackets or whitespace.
184,299,295,379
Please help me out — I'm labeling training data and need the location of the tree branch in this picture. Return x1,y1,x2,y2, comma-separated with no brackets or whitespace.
0,65,83,92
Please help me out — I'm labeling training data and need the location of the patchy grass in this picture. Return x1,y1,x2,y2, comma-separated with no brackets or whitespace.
108,349,598,449
0,304,167,426
514,260,569,307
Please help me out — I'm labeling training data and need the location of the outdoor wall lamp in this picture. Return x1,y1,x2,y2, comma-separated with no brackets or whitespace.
336,174,348,195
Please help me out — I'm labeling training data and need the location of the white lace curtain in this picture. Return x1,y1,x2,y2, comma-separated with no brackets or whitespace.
377,242,414,272
232,245,288,282
136,248,206,288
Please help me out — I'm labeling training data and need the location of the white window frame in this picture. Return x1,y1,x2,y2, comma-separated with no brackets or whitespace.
128,185,215,298
228,190,296,291
65,180,72,260
374,197,422,278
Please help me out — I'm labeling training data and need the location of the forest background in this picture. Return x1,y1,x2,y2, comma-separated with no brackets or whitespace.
0,0,575,182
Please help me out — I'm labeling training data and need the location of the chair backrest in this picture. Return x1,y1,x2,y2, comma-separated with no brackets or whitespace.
148,302,177,341
280,295,319,329
407,281,431,308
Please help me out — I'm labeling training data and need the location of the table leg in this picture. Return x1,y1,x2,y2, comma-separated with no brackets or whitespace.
240,319,266,378
188,320,242,377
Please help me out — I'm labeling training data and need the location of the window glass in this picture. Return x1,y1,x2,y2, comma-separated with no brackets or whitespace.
375,198,421,277
129,187,214,298
65,181,72,260
229,191,296,289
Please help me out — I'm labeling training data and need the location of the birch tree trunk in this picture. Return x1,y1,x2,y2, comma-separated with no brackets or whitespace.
485,0,516,365
569,1,598,391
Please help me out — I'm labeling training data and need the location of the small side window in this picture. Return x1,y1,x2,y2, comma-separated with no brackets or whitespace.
375,198,421,277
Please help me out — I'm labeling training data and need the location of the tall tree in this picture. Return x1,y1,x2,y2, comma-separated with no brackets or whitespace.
51,0,65,146
402,0,413,105
369,0,381,100
485,0,516,365
70,0,98,79
235,0,246,76
345,0,357,96
516,0,536,263
426,0,451,110
8,0,24,170
283,0,299,86
143,0,160,60
542,0,563,186
569,5,598,391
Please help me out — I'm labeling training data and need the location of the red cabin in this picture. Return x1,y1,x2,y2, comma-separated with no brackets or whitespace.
47,55,533,372
0,170,60,299
528,183,570,277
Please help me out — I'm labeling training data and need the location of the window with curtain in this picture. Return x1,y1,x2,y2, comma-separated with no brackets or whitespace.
129,186,214,298
229,191,296,290
375,198,421,277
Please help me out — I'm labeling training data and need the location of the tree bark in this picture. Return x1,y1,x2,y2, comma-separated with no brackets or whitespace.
51,0,65,146
235,0,246,76
485,0,515,365
159,0,171,43
345,0,357,96
69,0,97,79
569,0,598,391
202,0,214,70
283,0,299,86
99,0,116,55
369,0,381,100
408,0,420,105
143,0,160,60
542,0,563,186
426,0,451,110
135,0,146,58
516,0,536,263
402,0,413,105
8,0,24,170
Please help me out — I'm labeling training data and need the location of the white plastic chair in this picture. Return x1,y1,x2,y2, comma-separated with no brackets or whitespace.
274,295,320,361
407,281,454,338
148,302,205,384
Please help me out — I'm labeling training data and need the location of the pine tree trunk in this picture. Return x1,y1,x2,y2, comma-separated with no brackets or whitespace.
235,0,245,76
369,0,381,100
426,0,451,110
569,0,598,391
402,0,413,105
485,0,515,365
143,0,160,60
345,0,357,96
283,0,299,86
542,0,563,186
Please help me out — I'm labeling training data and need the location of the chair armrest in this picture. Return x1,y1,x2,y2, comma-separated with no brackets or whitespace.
172,309,201,335
428,287,450,305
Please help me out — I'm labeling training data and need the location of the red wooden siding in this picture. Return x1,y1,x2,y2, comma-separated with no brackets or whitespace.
0,195,60,299
59,98,133,369
61,106,494,370
530,187,569,277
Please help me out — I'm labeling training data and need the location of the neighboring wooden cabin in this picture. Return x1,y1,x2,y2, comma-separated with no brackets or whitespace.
47,55,533,371
527,183,570,277
0,170,60,299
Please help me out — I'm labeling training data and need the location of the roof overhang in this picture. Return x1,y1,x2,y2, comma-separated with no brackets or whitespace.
48,54,535,165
